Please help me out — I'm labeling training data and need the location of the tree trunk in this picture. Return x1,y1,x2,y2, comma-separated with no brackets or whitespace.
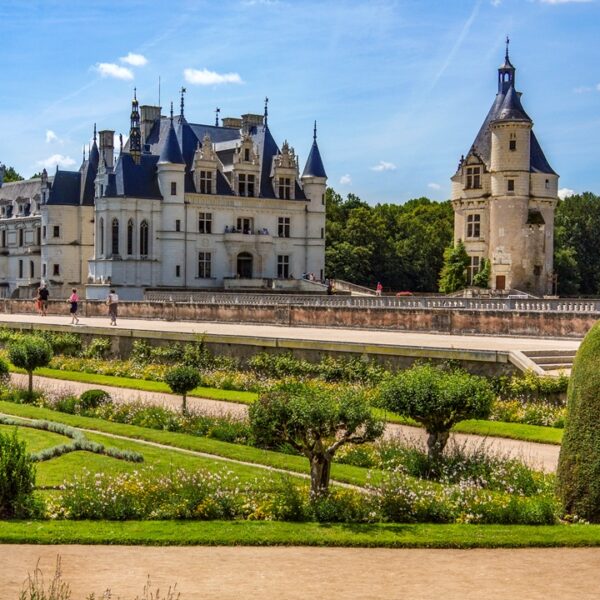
182,393,187,415
28,370,33,398
309,455,332,496
426,430,450,461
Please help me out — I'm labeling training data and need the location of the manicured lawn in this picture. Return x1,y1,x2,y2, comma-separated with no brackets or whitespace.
1,520,600,548
0,423,69,454
455,420,563,445
0,401,378,487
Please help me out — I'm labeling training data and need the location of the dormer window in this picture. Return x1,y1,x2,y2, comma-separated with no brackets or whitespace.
199,171,213,194
244,148,250,162
466,167,481,189
278,177,292,200
239,174,255,197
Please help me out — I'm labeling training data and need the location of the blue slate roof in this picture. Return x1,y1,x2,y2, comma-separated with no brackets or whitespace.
47,170,81,205
494,86,531,122
79,140,99,205
302,139,327,179
159,120,184,164
114,154,162,198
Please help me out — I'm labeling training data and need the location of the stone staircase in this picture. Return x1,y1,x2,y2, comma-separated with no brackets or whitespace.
521,349,578,375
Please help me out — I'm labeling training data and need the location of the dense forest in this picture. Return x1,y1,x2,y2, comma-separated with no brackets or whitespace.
325,188,600,297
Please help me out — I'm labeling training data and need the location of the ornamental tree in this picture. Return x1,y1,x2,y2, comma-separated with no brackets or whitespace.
0,429,37,518
249,381,385,495
380,364,494,460
8,336,53,398
164,365,201,414
557,322,600,521
438,240,469,294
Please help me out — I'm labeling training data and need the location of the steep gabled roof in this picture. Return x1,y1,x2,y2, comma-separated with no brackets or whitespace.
47,170,81,205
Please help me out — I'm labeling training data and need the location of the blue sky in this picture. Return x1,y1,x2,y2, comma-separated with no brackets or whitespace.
0,0,598,204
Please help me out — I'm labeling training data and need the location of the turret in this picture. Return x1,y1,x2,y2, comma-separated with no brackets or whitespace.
301,121,327,212
157,103,185,202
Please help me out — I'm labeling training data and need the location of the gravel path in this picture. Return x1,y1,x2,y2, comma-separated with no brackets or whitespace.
10,372,561,472
3,545,600,599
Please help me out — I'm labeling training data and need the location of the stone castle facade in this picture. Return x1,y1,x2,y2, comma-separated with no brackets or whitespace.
451,46,558,297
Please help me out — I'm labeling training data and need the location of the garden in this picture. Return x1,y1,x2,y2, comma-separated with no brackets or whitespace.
1,325,600,552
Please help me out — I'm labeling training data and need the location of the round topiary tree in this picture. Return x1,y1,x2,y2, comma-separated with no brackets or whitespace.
164,365,201,414
8,336,53,399
380,364,494,461
557,322,600,521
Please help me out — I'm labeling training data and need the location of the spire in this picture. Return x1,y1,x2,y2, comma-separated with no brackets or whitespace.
215,106,220,127
302,121,327,179
505,35,510,64
264,96,269,128
159,106,184,164
179,86,186,123
498,36,516,94
494,84,531,122
129,88,142,164
89,125,99,168
93,123,97,143
82,146,86,162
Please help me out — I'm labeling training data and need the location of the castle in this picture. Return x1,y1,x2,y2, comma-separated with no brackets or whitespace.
0,95,327,299
451,43,558,297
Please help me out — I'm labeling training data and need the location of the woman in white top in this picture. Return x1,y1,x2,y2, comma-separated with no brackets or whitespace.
106,289,119,326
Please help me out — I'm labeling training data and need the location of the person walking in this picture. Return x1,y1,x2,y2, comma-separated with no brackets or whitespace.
376,281,383,296
34,287,43,315
106,288,119,326
39,284,49,316
68,288,80,325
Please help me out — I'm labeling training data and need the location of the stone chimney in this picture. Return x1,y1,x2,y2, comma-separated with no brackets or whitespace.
140,105,161,146
99,130,115,170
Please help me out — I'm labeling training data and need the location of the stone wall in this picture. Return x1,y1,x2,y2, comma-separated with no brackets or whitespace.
1,298,594,338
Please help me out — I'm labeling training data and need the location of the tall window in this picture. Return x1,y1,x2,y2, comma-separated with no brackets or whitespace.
244,148,250,162
238,174,255,197
18,229,23,247
198,212,212,234
99,218,104,256
53,264,60,276
18,260,23,278
111,218,119,255
36,227,41,246
127,219,134,255
198,252,212,278
278,177,292,199
466,214,481,238
200,171,213,194
278,217,290,238
1,230,5,248
42,263,47,277
170,181,177,196
53,225,60,238
467,256,481,285
466,167,481,189
507,179,515,192
237,217,253,234
277,255,289,278
509,139,517,151
139,220,149,257
30,260,34,278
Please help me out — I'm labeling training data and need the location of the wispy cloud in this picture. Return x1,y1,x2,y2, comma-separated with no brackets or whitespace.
428,182,442,190
120,52,148,67
37,154,76,169
95,63,134,80
45,130,61,144
371,161,397,172
184,68,243,85
242,0,280,4
340,174,352,185
540,0,592,4
558,187,576,199
490,0,502,5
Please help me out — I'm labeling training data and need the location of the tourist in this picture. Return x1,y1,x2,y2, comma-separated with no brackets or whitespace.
34,287,43,315
39,284,49,316
68,288,80,325
106,288,119,326
376,282,383,296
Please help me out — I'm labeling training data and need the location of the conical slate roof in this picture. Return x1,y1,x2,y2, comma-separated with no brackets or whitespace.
302,139,326,178
494,86,531,122
159,120,184,164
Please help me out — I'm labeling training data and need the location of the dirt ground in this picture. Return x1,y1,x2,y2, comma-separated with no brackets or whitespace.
3,545,600,599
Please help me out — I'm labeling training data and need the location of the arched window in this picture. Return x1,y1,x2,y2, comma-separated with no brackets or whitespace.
99,218,104,256
112,218,119,256
140,220,149,257
127,219,134,256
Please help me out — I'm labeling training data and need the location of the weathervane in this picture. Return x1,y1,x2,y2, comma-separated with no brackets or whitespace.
179,87,187,122
215,107,221,127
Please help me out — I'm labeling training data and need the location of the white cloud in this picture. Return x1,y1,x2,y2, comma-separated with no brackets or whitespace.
339,174,352,185
540,0,592,3
428,182,442,190
183,68,243,85
242,0,280,5
370,161,397,172
95,62,134,80
45,130,60,144
120,52,148,67
37,154,77,169
558,188,576,200
490,0,502,6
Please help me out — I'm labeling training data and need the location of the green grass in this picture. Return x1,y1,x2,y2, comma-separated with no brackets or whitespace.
454,419,563,445
1,520,600,548
0,401,377,487
0,423,70,454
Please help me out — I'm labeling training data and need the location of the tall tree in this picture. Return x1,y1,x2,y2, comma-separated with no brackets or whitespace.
438,240,469,294
2,166,24,183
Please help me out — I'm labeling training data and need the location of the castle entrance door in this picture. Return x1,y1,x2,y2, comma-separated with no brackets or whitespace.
496,275,506,291
237,252,253,278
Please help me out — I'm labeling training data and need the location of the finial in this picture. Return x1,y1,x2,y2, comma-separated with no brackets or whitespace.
82,145,86,161
313,120,317,142
170,102,174,122
179,86,186,122
134,87,137,101
119,133,123,152
505,35,510,61
264,96,269,126
215,107,220,127
93,123,97,143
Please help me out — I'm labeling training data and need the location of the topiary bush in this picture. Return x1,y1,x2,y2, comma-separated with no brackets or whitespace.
557,322,600,521
8,336,53,398
164,365,201,414
79,389,111,411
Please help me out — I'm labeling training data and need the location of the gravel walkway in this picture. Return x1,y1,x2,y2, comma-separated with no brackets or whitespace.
10,372,560,472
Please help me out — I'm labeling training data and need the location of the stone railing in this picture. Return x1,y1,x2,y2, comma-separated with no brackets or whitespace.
142,291,600,314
